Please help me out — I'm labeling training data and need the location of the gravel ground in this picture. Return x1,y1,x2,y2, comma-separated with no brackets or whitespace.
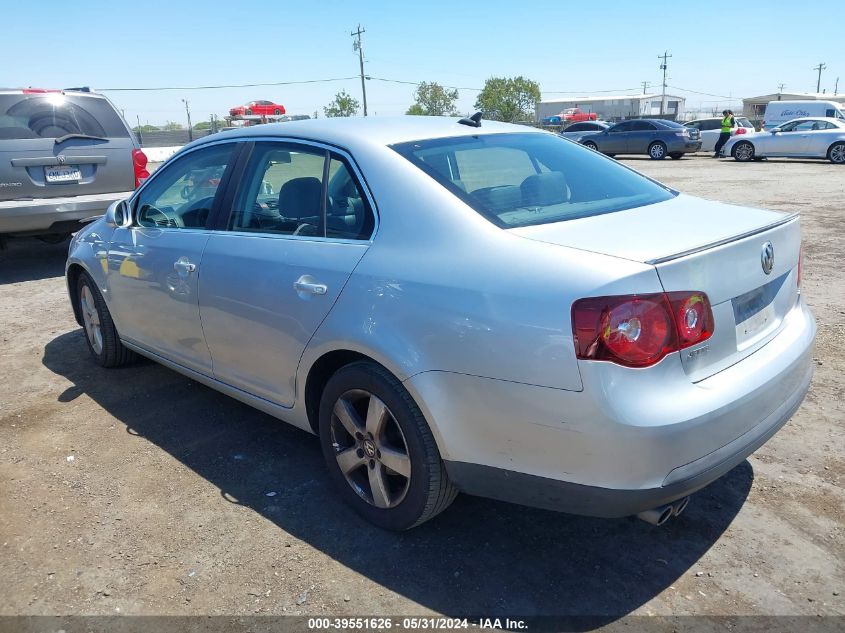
0,155,842,623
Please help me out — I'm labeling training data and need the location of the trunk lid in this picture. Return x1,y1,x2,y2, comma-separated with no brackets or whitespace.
0,92,136,202
511,194,801,381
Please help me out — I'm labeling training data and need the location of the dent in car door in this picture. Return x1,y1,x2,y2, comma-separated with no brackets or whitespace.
198,142,374,407
106,142,239,374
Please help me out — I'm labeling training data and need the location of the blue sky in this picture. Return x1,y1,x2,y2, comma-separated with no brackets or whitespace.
3,0,841,125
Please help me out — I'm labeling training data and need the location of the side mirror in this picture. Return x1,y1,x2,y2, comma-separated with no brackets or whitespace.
771,128,782,134
104,199,131,228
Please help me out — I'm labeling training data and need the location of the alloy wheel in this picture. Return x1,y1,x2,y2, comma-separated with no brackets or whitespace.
330,389,412,509
734,142,754,161
79,285,103,355
830,143,845,164
649,143,666,159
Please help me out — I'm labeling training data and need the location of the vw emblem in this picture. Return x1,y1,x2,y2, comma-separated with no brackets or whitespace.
761,242,774,275
56,155,66,164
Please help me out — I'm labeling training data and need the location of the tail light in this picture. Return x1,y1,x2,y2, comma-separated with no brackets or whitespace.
736,127,747,135
132,149,149,188
572,291,714,368
675,130,690,137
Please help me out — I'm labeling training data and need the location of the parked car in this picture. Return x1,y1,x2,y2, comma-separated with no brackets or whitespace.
576,118,701,159
559,120,611,139
762,100,845,131
684,116,755,152
229,100,286,117
0,88,147,242
66,116,815,530
724,117,845,163
542,108,598,125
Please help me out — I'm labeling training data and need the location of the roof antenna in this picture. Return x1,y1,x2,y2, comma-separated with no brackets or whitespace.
458,112,482,128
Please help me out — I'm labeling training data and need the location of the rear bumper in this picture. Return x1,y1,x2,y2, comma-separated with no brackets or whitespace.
0,191,132,234
405,299,815,518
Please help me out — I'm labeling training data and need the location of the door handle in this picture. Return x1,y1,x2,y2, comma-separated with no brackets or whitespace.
293,277,327,295
173,258,197,274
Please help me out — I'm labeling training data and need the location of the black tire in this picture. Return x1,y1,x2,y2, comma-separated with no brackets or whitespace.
318,361,457,530
732,141,755,162
273,108,281,115
245,109,253,116
827,141,845,164
605,153,616,158
669,152,683,160
583,141,598,151
76,272,136,368
648,141,667,160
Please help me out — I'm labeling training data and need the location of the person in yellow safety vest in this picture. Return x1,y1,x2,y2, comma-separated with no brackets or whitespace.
713,109,736,158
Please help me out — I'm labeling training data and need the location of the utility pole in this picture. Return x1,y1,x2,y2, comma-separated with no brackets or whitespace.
814,62,826,93
658,51,672,116
182,99,193,141
351,24,368,116
835,77,840,95
777,83,785,100
136,114,142,145
641,81,651,95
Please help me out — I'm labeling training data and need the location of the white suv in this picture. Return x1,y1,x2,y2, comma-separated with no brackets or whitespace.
684,116,756,153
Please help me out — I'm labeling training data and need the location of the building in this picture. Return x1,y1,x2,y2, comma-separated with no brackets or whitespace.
536,94,686,122
742,92,845,118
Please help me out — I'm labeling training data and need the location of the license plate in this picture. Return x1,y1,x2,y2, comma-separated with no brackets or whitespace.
45,165,81,183
731,275,785,345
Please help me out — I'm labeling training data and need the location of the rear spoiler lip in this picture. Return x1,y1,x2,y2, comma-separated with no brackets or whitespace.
645,213,800,266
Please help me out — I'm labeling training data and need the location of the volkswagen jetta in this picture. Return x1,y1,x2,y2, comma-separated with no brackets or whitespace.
66,116,815,530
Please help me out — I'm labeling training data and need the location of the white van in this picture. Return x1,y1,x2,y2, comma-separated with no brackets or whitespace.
763,100,845,130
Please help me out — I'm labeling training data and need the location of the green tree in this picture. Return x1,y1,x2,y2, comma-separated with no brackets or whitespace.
161,121,184,131
406,82,459,116
132,124,159,133
474,76,541,122
323,90,360,118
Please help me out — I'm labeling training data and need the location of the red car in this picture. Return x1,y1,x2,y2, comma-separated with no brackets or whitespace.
562,107,597,122
229,100,286,117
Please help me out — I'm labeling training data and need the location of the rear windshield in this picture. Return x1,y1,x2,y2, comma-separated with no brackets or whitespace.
391,133,676,228
0,93,130,140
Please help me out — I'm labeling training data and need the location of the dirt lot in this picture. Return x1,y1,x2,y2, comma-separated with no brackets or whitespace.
1,156,843,624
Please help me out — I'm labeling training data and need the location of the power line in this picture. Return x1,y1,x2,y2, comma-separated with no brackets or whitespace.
666,84,738,100
99,77,360,92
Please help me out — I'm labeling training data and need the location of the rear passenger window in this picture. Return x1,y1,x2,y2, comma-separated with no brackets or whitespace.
326,156,375,240
136,143,233,229
229,142,326,237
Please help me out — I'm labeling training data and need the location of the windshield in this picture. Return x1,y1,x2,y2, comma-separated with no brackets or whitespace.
391,133,676,228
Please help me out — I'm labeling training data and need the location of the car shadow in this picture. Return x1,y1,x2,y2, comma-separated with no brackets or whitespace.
43,330,752,622
0,237,69,284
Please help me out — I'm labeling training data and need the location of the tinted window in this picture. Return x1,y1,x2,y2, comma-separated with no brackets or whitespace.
565,122,599,132
136,143,234,229
631,121,656,131
737,118,754,128
326,156,375,240
230,142,326,236
392,133,675,229
0,94,129,140
654,119,685,129
699,120,721,131
609,121,634,133
684,121,700,130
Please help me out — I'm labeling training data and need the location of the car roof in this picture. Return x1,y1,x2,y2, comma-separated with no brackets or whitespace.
189,116,546,151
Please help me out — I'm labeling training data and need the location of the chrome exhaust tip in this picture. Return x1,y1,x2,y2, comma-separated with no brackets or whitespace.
636,504,674,526
672,496,690,517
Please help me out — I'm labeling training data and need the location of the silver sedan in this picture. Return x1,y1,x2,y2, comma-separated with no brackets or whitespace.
724,117,845,163
66,117,816,530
